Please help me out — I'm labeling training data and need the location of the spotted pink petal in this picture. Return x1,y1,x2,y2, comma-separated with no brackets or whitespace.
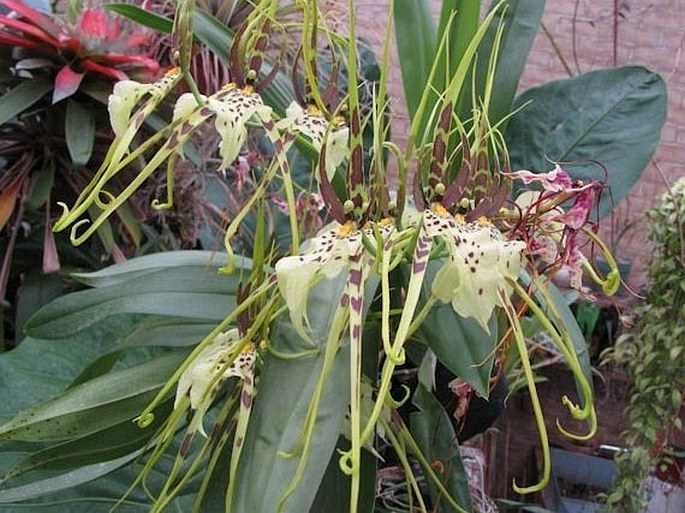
52,65,85,103
558,188,595,230
506,164,573,192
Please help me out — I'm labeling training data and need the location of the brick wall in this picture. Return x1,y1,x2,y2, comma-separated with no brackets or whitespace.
351,0,685,290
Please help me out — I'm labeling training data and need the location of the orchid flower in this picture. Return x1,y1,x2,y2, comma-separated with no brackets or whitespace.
507,164,620,294
174,329,257,437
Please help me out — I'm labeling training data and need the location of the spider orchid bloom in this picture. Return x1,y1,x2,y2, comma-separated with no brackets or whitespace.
174,329,257,437
423,207,526,332
507,166,619,293
275,219,394,342
209,84,275,172
107,69,182,138
275,101,350,181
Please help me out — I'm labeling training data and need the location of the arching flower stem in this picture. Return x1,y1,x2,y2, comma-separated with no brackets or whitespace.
510,278,597,440
220,158,282,274
501,293,551,494
582,227,621,295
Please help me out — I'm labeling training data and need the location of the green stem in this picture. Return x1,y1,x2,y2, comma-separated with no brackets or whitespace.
501,295,551,494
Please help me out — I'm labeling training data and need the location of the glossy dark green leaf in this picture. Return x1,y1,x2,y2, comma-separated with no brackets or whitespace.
393,0,436,122
65,99,95,166
410,357,473,512
0,80,51,126
0,350,187,441
413,261,496,398
507,66,667,217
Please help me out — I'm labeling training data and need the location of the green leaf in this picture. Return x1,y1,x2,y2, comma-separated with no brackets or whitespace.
120,317,217,347
0,401,172,485
393,0,436,122
0,80,51,126
65,99,95,166
0,318,140,424
26,160,54,211
105,3,172,33
410,356,473,512
507,66,667,217
0,452,142,504
231,339,350,513
70,251,248,288
231,275,371,512
413,261,496,398
0,350,187,442
14,272,62,344
437,0,480,90
460,0,545,127
25,254,245,339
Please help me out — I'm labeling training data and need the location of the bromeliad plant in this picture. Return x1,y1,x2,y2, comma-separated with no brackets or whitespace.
0,0,660,512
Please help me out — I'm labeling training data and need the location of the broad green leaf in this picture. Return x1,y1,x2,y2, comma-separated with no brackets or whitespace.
413,261,496,398
25,290,234,340
0,350,187,441
231,341,350,513
507,66,667,217
65,99,95,166
393,0,436,122
0,317,141,424
120,317,217,347
70,251,248,287
0,452,142,504
25,257,244,339
0,80,51,126
0,401,172,484
410,356,473,512
459,0,545,127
